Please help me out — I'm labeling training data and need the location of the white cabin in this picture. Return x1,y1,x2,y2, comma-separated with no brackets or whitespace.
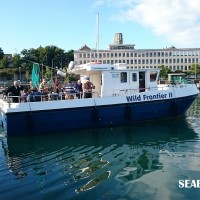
72,63,160,98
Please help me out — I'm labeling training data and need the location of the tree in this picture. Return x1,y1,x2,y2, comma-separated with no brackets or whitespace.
12,54,21,68
0,47,4,60
0,55,9,68
189,64,200,77
159,65,171,79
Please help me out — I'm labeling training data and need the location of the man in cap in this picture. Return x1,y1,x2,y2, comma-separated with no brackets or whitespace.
82,77,95,98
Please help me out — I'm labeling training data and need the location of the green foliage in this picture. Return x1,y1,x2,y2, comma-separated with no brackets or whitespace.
159,65,171,79
44,66,52,81
0,55,10,68
0,68,16,79
189,64,200,75
0,47,4,60
0,46,74,81
12,54,21,68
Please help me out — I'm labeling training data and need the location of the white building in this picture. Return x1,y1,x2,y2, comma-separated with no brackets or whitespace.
74,33,200,72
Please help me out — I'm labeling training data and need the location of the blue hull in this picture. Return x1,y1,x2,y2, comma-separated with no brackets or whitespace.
5,94,198,136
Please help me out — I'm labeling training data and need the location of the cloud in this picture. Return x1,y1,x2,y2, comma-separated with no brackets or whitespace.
92,0,200,47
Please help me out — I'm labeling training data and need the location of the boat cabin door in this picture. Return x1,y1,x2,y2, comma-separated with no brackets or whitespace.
139,72,145,92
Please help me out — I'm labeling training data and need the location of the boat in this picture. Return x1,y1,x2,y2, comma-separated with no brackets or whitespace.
0,62,199,136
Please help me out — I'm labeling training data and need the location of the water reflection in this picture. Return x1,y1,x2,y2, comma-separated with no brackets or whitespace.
0,115,198,197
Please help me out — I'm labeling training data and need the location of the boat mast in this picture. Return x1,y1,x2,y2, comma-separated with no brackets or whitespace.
96,12,99,62
90,13,100,62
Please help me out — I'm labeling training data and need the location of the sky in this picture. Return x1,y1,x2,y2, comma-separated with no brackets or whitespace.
1,0,200,54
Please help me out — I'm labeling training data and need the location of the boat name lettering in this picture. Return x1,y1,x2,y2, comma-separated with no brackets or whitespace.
126,92,173,102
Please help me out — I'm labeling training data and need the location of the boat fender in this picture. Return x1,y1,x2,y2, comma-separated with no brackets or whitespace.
68,61,75,70
57,69,66,77
124,106,132,122
1,121,3,127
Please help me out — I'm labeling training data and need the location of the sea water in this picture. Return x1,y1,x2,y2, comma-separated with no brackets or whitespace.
0,96,200,200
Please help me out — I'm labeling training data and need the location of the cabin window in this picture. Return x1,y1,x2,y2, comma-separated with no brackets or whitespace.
132,73,137,82
120,72,127,83
150,71,158,82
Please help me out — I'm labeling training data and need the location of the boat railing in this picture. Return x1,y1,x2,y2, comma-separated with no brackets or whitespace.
117,83,194,96
1,90,101,105
118,87,150,96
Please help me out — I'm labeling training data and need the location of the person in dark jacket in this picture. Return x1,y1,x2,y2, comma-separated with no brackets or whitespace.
74,80,83,99
6,81,23,103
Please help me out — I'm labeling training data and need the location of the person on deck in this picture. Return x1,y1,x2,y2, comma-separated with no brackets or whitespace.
83,77,95,98
6,80,23,103
39,79,49,93
74,80,83,99
64,80,75,99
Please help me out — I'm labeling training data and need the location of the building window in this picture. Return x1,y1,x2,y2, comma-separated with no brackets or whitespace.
120,72,127,83
150,71,158,82
132,73,137,82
